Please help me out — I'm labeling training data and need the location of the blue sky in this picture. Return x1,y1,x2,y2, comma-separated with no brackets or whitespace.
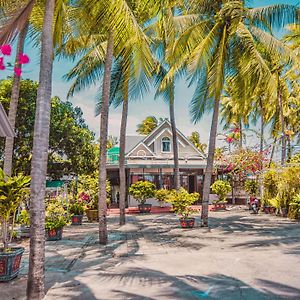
1,0,298,146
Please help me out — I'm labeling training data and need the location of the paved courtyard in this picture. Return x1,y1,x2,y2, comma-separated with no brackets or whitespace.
1,208,300,300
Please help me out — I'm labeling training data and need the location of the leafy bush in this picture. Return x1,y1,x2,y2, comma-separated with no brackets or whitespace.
69,202,85,215
0,169,30,251
155,189,170,205
210,180,231,203
17,210,30,226
166,188,199,219
45,202,69,230
288,193,300,219
128,181,155,204
262,169,278,206
244,180,258,197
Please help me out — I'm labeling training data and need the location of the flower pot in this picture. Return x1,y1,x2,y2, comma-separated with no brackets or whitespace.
280,207,288,217
264,206,271,214
46,228,63,241
212,202,227,211
0,247,24,282
269,207,276,214
86,209,99,222
138,204,152,213
180,218,195,229
71,214,83,225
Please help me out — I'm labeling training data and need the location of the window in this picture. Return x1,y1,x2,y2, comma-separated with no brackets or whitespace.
162,137,171,152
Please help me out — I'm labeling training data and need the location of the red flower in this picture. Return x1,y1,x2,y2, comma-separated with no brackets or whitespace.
0,44,12,56
19,53,30,64
226,136,234,143
233,128,240,134
0,63,5,70
14,67,22,77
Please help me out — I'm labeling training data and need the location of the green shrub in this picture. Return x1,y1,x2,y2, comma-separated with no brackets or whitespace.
45,202,69,230
288,193,300,219
128,181,156,204
244,180,258,197
155,189,170,205
166,188,199,219
262,169,278,206
17,210,30,226
69,202,85,215
211,180,231,203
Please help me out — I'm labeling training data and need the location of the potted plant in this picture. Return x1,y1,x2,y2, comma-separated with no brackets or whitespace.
16,209,30,238
0,169,30,281
45,202,69,241
155,189,169,207
69,201,85,225
166,188,199,228
129,181,155,213
244,180,258,200
210,180,231,210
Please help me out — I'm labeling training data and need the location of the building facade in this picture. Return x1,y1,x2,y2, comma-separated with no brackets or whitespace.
107,120,211,207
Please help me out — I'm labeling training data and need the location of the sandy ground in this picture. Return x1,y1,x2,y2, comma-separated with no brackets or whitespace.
1,207,300,300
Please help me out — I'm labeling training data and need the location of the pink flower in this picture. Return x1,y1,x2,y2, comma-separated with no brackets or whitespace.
19,53,30,64
0,64,5,70
226,136,234,143
14,67,22,77
0,44,12,56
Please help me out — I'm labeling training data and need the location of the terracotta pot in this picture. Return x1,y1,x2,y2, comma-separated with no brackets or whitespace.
0,247,24,282
86,209,99,222
264,206,271,214
71,214,83,225
212,202,227,211
269,207,276,214
138,204,152,213
180,218,195,228
46,228,63,241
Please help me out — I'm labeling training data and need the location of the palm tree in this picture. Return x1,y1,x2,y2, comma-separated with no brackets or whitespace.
162,1,298,226
3,23,29,177
136,116,159,135
188,131,207,155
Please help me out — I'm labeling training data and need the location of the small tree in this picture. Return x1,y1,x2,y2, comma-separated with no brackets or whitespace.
288,193,300,219
244,180,258,197
45,202,69,231
211,180,231,203
166,188,199,219
0,169,30,251
128,181,155,205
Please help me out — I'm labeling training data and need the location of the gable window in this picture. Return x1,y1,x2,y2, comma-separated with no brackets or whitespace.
162,137,171,152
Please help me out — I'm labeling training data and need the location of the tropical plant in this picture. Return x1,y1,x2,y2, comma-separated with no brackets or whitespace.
0,168,30,251
136,116,159,135
288,193,300,219
162,1,298,227
155,189,170,206
45,202,69,231
166,188,199,219
262,168,279,206
210,180,231,203
128,181,155,205
69,202,85,216
244,180,258,197
188,131,207,155
16,209,30,227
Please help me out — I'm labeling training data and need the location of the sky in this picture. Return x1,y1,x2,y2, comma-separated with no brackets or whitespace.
1,0,298,147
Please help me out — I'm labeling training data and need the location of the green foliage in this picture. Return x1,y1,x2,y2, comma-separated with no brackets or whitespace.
0,79,97,178
268,197,281,209
69,202,85,215
45,202,69,231
211,180,231,203
244,180,258,197
289,153,300,164
166,188,199,219
128,181,155,204
0,169,30,223
262,169,278,205
16,210,30,226
136,116,158,135
155,189,170,204
188,132,207,154
288,193,300,219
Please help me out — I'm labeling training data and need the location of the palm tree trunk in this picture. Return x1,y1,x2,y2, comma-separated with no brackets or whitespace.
269,137,277,167
119,76,129,226
238,119,242,149
278,87,286,165
201,97,220,227
3,23,29,176
260,99,264,153
26,0,55,299
169,83,180,190
98,31,114,244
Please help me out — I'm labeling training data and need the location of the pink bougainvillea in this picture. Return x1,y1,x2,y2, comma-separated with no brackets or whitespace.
0,44,12,56
19,53,30,64
0,44,30,77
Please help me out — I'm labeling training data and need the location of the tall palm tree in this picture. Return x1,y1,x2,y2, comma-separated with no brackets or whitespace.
163,1,298,226
3,23,29,176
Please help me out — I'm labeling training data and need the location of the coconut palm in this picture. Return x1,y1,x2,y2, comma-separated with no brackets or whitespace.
162,1,298,226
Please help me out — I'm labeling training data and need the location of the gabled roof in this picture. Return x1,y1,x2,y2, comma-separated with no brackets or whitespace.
0,104,14,137
125,135,145,153
126,120,206,158
126,142,156,157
